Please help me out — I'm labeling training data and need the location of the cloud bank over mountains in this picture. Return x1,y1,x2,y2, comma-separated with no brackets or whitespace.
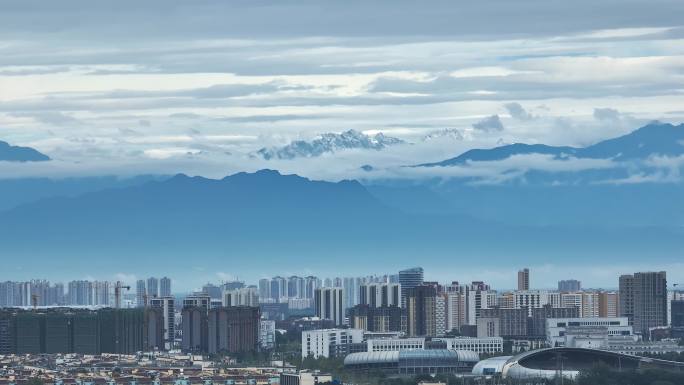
0,1,683,181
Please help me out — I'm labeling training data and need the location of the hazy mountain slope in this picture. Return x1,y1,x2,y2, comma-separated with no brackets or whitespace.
0,170,681,278
0,175,165,212
0,140,50,162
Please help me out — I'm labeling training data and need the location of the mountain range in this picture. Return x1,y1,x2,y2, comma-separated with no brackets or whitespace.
257,129,405,160
0,122,682,278
0,140,50,162
417,122,684,166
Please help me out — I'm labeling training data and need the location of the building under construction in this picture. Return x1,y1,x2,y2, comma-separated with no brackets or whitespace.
182,306,261,354
0,307,159,355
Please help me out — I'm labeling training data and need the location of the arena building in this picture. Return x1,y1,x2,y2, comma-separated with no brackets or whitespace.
344,349,479,375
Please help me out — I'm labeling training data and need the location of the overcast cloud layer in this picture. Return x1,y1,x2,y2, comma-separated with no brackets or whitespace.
1,0,683,181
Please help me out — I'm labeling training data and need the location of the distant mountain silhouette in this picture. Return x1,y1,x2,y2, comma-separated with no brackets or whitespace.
368,122,684,227
0,175,163,212
0,140,50,162
1,169,682,277
417,122,684,166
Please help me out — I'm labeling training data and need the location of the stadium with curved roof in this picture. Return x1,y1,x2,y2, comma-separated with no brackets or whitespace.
472,348,684,380
344,349,479,375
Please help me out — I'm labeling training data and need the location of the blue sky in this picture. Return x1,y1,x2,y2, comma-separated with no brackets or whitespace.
0,0,683,181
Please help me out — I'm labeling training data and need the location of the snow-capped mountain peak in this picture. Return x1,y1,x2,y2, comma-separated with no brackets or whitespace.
257,129,405,160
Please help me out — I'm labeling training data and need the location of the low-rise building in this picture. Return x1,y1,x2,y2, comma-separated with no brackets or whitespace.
546,317,634,348
437,337,504,354
301,328,364,358
367,337,425,352
281,370,333,385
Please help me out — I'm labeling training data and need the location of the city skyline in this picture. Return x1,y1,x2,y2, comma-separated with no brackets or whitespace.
2,266,681,297
8,263,684,293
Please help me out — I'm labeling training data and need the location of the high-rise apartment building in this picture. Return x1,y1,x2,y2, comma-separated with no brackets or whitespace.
399,267,424,308
202,283,223,300
406,285,436,337
159,277,172,297
558,280,581,292
136,280,146,307
314,287,345,326
467,288,498,325
619,271,667,338
304,276,321,300
149,296,175,350
672,300,684,328
478,307,528,338
223,287,259,307
68,280,93,306
349,305,404,333
445,289,468,332
517,268,530,291
207,306,260,354
183,293,212,313
258,279,271,302
270,276,287,302
146,277,159,299
599,291,619,318
359,283,401,308
181,306,208,352
1,281,65,307
343,277,363,309
288,276,305,299
92,281,110,306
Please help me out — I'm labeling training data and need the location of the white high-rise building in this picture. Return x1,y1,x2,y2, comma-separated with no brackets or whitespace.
467,289,498,325
445,289,468,331
509,290,560,316
315,287,346,326
435,294,446,336
359,282,401,308
223,287,259,307
560,292,583,314
150,296,176,350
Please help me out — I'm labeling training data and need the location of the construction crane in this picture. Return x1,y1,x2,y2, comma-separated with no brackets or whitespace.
114,281,131,309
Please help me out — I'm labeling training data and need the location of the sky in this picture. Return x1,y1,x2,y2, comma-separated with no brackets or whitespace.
0,0,683,181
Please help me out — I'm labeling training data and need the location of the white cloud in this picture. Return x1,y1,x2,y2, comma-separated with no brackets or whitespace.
0,2,682,179
472,115,504,132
